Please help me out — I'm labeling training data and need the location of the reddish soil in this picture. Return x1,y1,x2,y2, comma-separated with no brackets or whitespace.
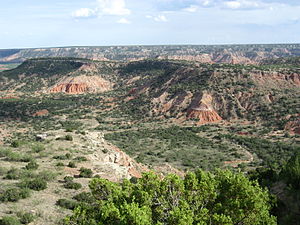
32,109,49,117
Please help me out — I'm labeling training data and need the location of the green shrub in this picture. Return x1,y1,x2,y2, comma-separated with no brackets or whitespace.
11,140,21,148
68,162,76,168
18,178,47,191
56,199,79,210
36,170,57,181
56,162,64,167
31,143,45,153
0,216,21,225
5,151,32,162
64,176,74,183
0,188,30,202
5,168,21,180
53,153,72,160
79,168,93,178
74,156,87,162
73,192,94,203
282,152,300,189
25,161,39,170
65,135,73,141
5,168,36,180
16,212,35,224
64,182,82,190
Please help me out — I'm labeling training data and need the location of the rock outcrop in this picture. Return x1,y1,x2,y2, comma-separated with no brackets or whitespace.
187,92,222,124
49,75,112,94
250,70,300,87
285,117,300,134
32,109,49,117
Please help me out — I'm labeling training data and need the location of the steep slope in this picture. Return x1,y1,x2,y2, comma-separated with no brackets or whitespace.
49,75,112,94
121,60,300,128
0,58,117,93
186,92,222,124
1,58,299,129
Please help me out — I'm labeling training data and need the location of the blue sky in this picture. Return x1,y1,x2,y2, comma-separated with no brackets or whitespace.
0,0,299,48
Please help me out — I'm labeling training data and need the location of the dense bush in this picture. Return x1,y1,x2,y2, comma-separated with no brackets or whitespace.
53,153,72,160
56,162,64,167
281,152,300,189
64,176,74,183
73,192,94,204
0,188,30,202
68,162,76,168
2,150,33,162
18,178,47,191
31,143,45,153
25,161,39,170
64,170,276,225
64,182,82,190
5,168,22,180
16,212,35,224
0,216,21,225
11,141,21,148
36,170,57,181
65,135,73,141
79,168,93,178
56,199,79,210
74,156,87,162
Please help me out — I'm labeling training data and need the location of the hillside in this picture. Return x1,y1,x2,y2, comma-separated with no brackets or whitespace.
0,58,118,93
1,44,300,64
0,56,299,224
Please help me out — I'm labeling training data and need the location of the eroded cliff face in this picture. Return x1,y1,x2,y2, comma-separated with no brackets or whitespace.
49,75,112,94
157,49,282,65
186,92,222,124
285,117,300,134
250,70,300,87
146,91,223,124
85,132,148,181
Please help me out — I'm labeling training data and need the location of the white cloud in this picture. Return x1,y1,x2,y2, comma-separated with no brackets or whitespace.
222,0,267,10
117,18,131,24
97,0,131,16
72,0,130,19
183,5,199,12
72,8,96,18
154,15,168,22
200,0,214,7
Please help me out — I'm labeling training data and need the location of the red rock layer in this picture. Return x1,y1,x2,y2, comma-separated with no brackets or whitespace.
187,108,222,124
50,83,89,94
186,92,222,124
32,109,49,117
0,95,19,99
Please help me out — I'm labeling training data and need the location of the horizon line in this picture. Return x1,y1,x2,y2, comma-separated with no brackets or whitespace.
1,42,300,50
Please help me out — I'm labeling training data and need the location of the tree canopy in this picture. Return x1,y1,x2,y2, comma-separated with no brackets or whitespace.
64,169,276,225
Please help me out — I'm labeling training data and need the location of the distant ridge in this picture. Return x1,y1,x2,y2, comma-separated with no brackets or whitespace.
1,44,300,64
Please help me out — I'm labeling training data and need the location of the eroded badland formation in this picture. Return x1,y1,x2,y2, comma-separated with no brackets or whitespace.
0,44,299,224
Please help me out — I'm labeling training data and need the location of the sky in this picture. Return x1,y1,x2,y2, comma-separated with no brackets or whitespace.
0,0,300,49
